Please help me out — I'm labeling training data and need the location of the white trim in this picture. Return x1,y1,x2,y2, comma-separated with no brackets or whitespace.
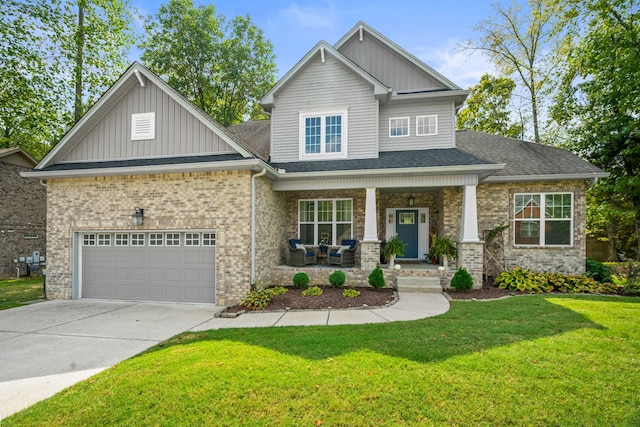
385,207,429,260
148,232,164,246
131,112,156,141
299,109,349,160
416,115,437,136
298,198,353,246
389,117,410,138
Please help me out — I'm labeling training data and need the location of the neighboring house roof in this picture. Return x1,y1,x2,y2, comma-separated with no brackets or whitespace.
0,148,38,168
35,62,258,171
456,130,608,182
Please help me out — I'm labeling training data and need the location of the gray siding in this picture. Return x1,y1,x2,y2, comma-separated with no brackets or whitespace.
379,101,455,151
271,52,378,163
339,34,446,91
63,80,235,162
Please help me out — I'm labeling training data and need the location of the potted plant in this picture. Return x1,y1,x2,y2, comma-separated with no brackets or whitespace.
382,235,406,269
318,239,328,253
432,236,457,268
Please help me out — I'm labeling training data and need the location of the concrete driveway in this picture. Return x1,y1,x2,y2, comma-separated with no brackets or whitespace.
0,299,223,416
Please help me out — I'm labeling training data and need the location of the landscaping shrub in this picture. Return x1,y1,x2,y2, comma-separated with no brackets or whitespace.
586,258,613,283
329,270,346,288
242,290,272,310
622,262,640,295
496,267,625,294
368,263,386,289
293,272,310,289
266,286,288,296
495,267,553,293
450,267,474,291
343,288,360,298
302,286,323,296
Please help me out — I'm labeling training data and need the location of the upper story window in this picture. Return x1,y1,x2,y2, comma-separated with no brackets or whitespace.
514,193,573,246
131,112,155,140
389,117,409,137
299,110,348,160
416,115,437,136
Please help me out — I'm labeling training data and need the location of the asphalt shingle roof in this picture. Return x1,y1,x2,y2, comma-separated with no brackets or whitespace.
39,153,246,171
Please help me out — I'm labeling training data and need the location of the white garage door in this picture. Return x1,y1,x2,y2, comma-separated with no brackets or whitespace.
81,231,216,303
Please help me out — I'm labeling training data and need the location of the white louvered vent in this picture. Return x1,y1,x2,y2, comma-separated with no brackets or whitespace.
131,112,155,140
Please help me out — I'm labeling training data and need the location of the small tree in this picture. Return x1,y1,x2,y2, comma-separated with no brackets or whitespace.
368,263,386,289
329,270,346,288
293,272,309,289
451,267,474,291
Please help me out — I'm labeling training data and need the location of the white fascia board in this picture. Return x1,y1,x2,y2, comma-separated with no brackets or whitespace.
481,172,610,183
21,159,277,179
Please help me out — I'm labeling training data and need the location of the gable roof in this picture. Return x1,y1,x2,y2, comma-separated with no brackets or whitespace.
226,120,270,161
36,62,257,171
260,40,390,110
0,148,38,168
456,130,609,182
335,21,462,91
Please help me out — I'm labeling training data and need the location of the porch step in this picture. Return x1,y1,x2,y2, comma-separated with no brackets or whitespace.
396,277,442,293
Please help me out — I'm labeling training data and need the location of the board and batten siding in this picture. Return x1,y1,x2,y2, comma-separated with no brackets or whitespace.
63,80,236,163
378,101,455,151
270,53,378,163
338,34,445,92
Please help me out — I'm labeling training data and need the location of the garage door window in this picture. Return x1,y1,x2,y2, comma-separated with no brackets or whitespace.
97,234,111,246
166,233,180,246
83,234,96,246
185,233,200,246
115,233,129,246
149,233,164,246
203,233,216,246
131,233,144,246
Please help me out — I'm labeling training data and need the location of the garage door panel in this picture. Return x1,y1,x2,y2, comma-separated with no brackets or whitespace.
81,232,216,303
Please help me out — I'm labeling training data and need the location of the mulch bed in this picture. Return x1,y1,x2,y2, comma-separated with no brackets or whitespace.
225,285,395,313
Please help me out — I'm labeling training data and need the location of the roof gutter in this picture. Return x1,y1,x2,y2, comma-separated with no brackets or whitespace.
20,159,278,179
481,172,610,183
275,163,506,179
251,168,268,287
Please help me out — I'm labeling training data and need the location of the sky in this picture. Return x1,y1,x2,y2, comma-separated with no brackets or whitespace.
130,0,500,89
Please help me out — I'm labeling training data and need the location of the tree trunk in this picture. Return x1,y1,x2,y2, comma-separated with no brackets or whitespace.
530,80,540,144
74,4,85,123
607,222,617,262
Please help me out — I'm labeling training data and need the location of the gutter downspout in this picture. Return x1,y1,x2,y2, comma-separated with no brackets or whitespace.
251,168,267,288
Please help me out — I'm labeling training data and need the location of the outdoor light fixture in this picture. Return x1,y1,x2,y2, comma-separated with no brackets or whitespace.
131,207,144,226
408,195,415,207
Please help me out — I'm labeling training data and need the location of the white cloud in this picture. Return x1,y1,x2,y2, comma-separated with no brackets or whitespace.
280,1,337,30
411,39,497,89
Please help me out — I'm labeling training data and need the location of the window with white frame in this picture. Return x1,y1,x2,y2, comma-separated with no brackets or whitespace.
115,233,129,246
83,234,96,246
165,233,180,246
202,233,216,246
514,193,573,246
298,199,352,246
131,233,145,246
149,233,164,246
416,115,437,136
185,233,200,246
389,117,409,137
97,233,111,246
299,110,347,159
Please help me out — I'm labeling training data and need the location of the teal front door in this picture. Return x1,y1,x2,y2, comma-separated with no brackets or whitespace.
396,210,418,258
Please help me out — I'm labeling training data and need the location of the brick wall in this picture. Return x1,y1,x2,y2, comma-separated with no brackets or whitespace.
46,171,253,305
0,163,46,279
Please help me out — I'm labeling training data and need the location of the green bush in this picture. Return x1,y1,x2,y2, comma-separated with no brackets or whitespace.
368,263,386,289
495,267,553,293
329,270,346,288
622,262,640,295
293,272,310,289
343,288,361,298
586,258,613,283
241,290,272,310
302,285,323,297
450,267,474,291
266,286,289,296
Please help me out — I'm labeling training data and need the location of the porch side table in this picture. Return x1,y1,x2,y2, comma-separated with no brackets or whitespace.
316,252,328,265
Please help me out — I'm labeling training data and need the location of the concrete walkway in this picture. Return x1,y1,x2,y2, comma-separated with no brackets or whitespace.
0,293,449,418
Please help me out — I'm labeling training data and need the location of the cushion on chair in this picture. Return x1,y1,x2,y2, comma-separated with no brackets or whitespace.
337,245,351,254
341,239,357,250
295,243,306,252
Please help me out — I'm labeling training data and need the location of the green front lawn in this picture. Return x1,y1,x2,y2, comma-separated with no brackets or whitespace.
0,277,44,310
6,295,640,426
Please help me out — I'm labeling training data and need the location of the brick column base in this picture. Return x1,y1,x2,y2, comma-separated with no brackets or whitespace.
360,240,381,271
456,241,484,289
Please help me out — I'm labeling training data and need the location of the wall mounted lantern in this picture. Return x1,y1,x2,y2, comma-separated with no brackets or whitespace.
408,195,415,207
132,208,144,226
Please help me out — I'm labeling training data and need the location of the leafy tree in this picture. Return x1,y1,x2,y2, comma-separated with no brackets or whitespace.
140,0,277,126
552,0,640,258
466,0,568,144
457,73,523,138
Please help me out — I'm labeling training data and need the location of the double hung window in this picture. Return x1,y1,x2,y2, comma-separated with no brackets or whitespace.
299,111,347,159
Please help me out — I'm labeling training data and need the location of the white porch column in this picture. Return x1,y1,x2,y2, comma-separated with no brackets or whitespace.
459,184,480,242
363,187,378,242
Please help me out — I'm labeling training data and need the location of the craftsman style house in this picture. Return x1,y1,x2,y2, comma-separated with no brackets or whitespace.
24,22,607,305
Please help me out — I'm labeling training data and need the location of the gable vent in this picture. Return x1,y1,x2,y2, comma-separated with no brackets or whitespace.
131,112,155,140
